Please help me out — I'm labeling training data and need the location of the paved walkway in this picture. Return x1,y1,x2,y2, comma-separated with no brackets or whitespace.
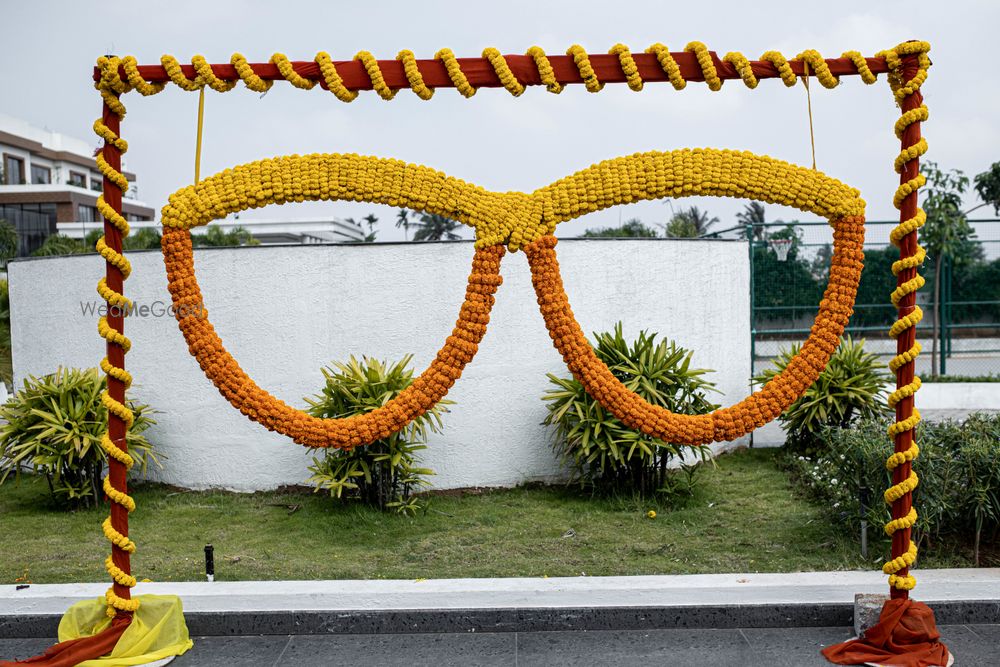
4,572,998,664
3,625,996,666
7,570,1000,618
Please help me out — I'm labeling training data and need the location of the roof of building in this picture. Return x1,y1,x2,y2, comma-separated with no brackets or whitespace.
0,113,137,180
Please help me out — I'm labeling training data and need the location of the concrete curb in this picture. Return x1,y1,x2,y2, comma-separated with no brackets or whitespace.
4,569,999,638
5,601,1000,638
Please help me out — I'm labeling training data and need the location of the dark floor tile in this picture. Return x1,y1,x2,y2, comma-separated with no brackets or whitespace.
0,637,58,662
738,648,843,667
171,635,290,667
516,629,750,666
276,632,515,667
741,626,854,651
965,623,1000,642
935,625,997,666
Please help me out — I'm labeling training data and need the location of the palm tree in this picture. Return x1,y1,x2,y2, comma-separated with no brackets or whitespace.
414,213,462,241
395,209,412,240
664,206,719,238
346,214,379,242
396,209,463,241
736,202,767,241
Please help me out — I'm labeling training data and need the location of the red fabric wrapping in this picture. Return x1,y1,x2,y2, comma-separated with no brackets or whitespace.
822,598,950,667
0,615,130,667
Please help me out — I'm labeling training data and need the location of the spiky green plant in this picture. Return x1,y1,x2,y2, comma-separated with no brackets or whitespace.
542,323,719,498
0,367,159,508
754,335,891,455
304,355,450,515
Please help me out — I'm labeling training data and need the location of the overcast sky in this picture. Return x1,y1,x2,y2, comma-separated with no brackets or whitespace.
2,0,997,241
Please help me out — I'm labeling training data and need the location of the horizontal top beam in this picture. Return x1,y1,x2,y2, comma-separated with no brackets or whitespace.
94,51,891,91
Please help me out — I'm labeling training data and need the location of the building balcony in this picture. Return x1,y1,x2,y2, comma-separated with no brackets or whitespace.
0,182,144,202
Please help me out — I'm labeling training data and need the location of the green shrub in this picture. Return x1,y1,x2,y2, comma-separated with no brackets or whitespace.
787,413,1000,564
30,234,88,257
0,368,159,508
0,279,9,331
0,220,18,269
304,355,448,515
542,323,719,499
0,280,9,386
754,336,891,456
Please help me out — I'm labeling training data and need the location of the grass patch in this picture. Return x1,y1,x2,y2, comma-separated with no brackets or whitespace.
0,448,982,584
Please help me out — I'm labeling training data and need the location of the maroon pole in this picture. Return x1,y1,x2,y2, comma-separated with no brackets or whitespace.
887,52,924,601
94,52,891,90
101,94,134,616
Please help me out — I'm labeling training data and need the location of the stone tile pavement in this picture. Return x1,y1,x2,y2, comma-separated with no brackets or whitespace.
3,625,996,666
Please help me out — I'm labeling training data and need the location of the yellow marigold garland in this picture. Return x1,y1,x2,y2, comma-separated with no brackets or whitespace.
355,50,397,100
645,44,687,90
566,45,604,92
434,48,477,98
160,148,864,449
191,55,237,93
879,40,932,591
315,51,359,102
269,52,315,90
608,44,643,91
94,56,141,619
99,44,899,103
841,51,878,85
759,51,797,87
527,46,563,93
684,41,722,90
397,49,434,99
723,51,758,89
482,48,526,96
90,41,932,611
230,53,273,93
160,54,202,91
795,49,840,88
121,56,166,96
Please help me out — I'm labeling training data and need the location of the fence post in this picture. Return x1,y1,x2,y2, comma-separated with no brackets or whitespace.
942,254,951,374
747,223,756,449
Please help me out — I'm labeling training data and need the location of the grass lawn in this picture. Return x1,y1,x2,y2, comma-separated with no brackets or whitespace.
0,448,984,585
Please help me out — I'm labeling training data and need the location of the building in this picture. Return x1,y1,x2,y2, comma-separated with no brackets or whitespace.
0,113,154,255
2,114,367,252
57,216,367,245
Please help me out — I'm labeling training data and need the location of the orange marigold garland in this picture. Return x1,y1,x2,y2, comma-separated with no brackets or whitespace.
163,225,503,449
524,220,864,445
159,148,865,449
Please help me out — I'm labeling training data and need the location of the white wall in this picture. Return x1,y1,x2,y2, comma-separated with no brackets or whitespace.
917,383,1000,411
9,239,751,491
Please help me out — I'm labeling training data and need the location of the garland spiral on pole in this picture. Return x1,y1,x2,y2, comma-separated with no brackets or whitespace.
5,36,947,667
93,56,140,618
880,41,932,594
99,42,884,103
